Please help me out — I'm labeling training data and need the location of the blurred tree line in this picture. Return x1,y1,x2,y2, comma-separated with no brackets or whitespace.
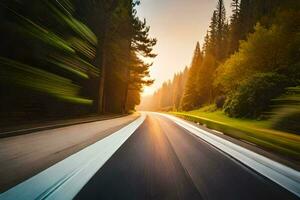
141,0,299,133
139,67,189,111
0,0,156,124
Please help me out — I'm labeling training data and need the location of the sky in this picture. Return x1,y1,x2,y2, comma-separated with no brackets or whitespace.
137,0,231,96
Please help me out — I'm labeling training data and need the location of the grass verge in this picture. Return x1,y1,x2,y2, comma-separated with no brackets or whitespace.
170,109,300,162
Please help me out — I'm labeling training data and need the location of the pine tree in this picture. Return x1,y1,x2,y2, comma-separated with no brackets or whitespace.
172,69,188,110
231,0,240,16
208,11,218,56
228,0,241,54
125,1,157,111
197,53,217,105
74,0,156,113
238,0,255,40
180,42,203,111
206,0,227,62
202,31,210,55
77,0,121,113
172,73,180,110
216,0,227,61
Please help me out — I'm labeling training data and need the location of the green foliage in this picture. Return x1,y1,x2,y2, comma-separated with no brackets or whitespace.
215,11,300,93
197,53,217,105
228,0,240,54
212,8,300,121
204,1,228,61
271,87,300,134
180,43,203,111
224,73,289,118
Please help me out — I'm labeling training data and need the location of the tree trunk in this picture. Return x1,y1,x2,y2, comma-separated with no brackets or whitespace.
97,14,111,114
122,68,130,114
98,41,107,113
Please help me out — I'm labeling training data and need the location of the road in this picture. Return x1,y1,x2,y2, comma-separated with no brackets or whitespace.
75,113,298,200
0,114,139,192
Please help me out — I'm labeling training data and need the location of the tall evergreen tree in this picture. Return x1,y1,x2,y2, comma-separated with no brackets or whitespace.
74,0,156,113
238,0,255,40
180,42,203,110
228,0,241,54
216,0,227,61
208,11,218,56
172,67,189,110
125,1,157,111
172,73,181,109
197,53,217,105
202,31,210,55
205,1,227,62
231,0,240,15
74,0,131,113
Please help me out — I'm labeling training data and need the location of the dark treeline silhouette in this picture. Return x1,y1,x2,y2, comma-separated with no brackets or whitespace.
140,0,299,132
0,0,156,125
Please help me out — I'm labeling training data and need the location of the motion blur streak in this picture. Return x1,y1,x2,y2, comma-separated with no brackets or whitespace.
0,0,99,123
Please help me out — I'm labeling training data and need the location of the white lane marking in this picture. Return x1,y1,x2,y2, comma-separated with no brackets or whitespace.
0,114,146,200
155,113,300,197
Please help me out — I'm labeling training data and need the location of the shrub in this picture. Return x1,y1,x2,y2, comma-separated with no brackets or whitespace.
271,87,300,134
224,73,288,118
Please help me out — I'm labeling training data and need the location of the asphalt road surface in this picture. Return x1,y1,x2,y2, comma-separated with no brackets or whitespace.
0,114,138,192
75,113,298,200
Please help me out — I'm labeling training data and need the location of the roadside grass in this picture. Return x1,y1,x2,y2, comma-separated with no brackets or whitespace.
170,108,300,161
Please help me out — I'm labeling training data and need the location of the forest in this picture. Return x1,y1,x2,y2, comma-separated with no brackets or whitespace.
0,0,156,125
140,0,300,133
